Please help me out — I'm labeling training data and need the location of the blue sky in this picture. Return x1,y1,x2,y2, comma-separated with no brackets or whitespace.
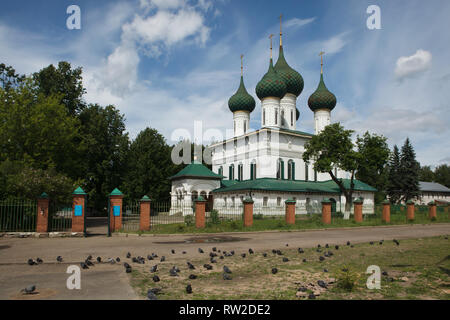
1,0,449,166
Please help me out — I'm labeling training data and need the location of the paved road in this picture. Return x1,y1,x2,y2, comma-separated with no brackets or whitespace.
1,223,449,300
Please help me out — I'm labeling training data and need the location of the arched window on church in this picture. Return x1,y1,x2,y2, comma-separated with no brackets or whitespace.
263,109,266,126
238,163,243,181
250,160,257,180
314,170,318,182
275,110,278,125
291,110,294,127
229,164,235,180
244,120,247,133
288,160,295,180
281,110,285,126
218,166,223,176
305,163,309,181
277,158,284,180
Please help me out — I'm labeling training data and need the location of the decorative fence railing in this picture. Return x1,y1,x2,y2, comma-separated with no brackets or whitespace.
49,202,72,232
0,199,37,232
122,200,140,232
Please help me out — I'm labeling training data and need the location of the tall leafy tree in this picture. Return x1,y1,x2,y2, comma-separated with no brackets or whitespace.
434,164,450,188
33,61,86,116
387,145,402,204
78,104,129,212
355,132,390,203
123,128,178,202
418,165,435,182
0,63,25,91
303,123,360,218
399,138,420,202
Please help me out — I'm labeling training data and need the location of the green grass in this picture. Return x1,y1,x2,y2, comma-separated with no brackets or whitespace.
120,209,450,235
128,236,450,300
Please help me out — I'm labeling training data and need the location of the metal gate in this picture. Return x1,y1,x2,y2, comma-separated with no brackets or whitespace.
122,200,140,232
49,201,72,232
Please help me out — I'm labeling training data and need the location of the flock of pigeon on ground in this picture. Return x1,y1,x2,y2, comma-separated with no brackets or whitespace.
22,236,440,299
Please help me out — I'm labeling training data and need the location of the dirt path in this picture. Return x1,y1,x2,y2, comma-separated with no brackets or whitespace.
0,223,449,299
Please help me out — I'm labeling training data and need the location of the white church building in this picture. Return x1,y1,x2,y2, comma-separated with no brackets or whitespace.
170,25,376,216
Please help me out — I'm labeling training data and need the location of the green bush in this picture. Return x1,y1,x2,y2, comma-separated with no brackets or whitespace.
184,214,194,226
254,213,264,220
335,266,360,292
209,209,220,225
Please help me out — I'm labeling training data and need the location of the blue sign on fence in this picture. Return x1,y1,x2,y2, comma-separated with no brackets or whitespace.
113,205,121,217
74,205,82,216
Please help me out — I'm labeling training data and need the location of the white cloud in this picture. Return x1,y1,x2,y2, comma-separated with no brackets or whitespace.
284,17,316,29
395,49,432,80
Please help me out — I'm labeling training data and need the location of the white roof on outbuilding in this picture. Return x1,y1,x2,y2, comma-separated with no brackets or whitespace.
419,181,450,193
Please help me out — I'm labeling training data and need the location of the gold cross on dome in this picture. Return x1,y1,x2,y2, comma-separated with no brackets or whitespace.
319,51,325,74
279,14,283,46
240,54,244,76
269,34,274,58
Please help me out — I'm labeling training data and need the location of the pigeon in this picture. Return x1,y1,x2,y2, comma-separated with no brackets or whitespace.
393,239,400,246
209,252,217,258
324,252,330,257
212,247,217,252
150,265,158,273
173,266,180,273
107,258,116,264
370,241,374,245
36,258,43,264
116,257,121,262
124,262,131,269
87,255,93,260
302,259,307,263
56,256,63,263
316,248,322,253
308,293,316,299
80,262,89,269
317,244,321,248
182,251,187,254
203,264,213,270
27,259,35,266
272,249,277,254
223,266,232,274
382,271,388,276
319,256,325,262
379,240,384,245
219,256,224,260
210,258,217,264
186,284,192,294
218,250,221,253
148,287,162,295
241,253,246,258
327,251,334,257
350,245,354,248
282,257,289,262
132,257,138,263
21,285,36,294
160,256,166,262
126,252,131,258
126,266,132,273
249,248,254,254
169,268,178,277
286,243,289,247
198,248,204,253
187,262,195,270
263,253,268,257
230,250,235,256
298,287,307,292
298,248,304,254
189,274,198,279
271,268,278,274
323,269,329,273
335,245,339,250
171,249,175,254
223,273,232,280
347,241,351,246
85,259,94,266
325,244,329,248
152,275,160,282
96,257,102,263
152,253,158,258
147,291,158,300
147,255,154,260
318,280,327,289
276,250,283,256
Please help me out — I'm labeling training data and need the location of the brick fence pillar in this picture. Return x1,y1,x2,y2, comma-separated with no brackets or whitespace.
109,188,124,232
195,196,206,229
321,199,331,225
140,195,151,231
406,200,415,221
243,197,254,227
36,192,49,233
428,201,437,220
72,187,87,233
353,198,363,223
285,199,296,225
382,200,391,223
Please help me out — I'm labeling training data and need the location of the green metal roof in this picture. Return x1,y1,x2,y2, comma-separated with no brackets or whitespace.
278,128,314,137
256,58,287,100
169,162,224,180
308,73,337,111
274,45,304,97
140,195,151,202
72,187,87,195
228,76,256,113
213,178,376,194
109,188,123,196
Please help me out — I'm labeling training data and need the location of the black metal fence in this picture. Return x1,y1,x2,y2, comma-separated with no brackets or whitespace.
0,199,37,232
49,202,72,232
122,200,140,232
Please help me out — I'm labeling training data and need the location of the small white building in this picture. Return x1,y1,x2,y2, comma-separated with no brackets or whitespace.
417,181,450,205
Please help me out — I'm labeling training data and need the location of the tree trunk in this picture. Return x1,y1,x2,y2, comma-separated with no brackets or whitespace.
344,193,352,220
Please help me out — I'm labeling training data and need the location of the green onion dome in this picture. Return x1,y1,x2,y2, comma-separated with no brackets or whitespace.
256,59,287,100
296,108,300,120
308,73,336,111
228,76,256,113
274,46,304,97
